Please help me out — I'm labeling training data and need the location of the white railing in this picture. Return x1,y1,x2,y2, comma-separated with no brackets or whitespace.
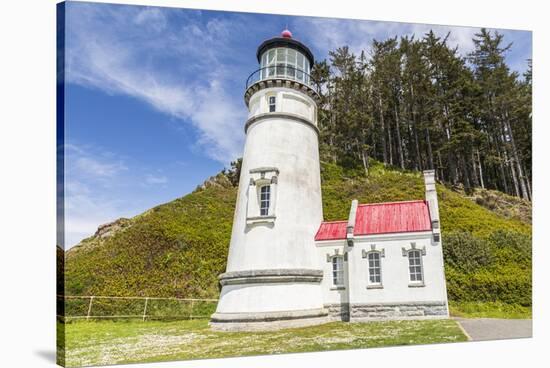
58,295,218,321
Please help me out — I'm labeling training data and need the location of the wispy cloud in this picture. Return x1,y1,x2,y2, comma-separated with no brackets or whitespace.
66,144,127,181
295,17,530,72
145,174,168,185
65,3,247,163
64,143,135,247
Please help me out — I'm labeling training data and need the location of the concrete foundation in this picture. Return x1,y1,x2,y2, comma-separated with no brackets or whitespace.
349,301,448,321
210,307,330,331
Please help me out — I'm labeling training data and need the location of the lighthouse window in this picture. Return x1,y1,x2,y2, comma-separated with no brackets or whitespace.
268,96,276,112
259,48,311,86
332,256,344,286
287,49,296,78
267,49,276,77
260,185,271,216
296,53,304,81
408,250,424,282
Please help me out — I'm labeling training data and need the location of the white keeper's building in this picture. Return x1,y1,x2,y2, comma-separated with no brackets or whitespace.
210,30,449,331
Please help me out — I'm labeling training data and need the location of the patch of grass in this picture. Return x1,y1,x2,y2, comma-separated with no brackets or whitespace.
449,301,532,319
62,319,468,367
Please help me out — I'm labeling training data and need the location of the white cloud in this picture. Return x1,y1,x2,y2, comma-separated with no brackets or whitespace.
297,17,495,60
74,156,127,178
145,174,168,185
65,3,246,164
133,7,167,32
63,144,135,248
65,144,127,181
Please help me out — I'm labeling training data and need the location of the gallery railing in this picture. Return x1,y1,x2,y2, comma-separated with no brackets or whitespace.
57,295,218,321
245,65,320,94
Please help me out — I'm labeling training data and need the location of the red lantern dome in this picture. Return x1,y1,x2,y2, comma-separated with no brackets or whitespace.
281,29,292,38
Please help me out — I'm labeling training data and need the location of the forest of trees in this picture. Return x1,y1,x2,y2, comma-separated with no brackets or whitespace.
311,28,532,200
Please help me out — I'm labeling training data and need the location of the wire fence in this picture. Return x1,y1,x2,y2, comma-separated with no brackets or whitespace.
57,295,218,322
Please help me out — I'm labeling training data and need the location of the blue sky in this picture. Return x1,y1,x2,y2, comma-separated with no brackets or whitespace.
63,1,532,248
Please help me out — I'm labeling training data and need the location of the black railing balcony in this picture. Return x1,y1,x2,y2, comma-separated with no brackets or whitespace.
245,65,320,95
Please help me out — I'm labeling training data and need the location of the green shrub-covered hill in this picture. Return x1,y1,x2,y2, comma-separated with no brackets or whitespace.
64,161,531,313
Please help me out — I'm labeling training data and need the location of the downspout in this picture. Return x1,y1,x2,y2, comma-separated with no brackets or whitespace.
344,199,358,322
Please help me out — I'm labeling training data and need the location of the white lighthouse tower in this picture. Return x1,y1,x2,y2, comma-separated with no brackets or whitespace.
210,30,328,331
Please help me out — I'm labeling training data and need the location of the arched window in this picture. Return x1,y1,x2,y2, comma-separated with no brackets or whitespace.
332,256,344,286
408,250,423,282
367,252,382,285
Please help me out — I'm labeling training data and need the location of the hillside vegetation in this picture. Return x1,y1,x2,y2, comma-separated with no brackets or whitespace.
65,161,531,313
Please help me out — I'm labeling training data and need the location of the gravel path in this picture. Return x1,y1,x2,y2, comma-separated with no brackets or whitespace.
455,318,532,341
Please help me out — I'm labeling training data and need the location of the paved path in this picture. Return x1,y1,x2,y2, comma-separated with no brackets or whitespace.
455,318,532,341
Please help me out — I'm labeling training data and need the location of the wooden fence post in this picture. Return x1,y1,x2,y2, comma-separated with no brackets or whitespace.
142,297,149,322
189,300,195,319
86,296,94,321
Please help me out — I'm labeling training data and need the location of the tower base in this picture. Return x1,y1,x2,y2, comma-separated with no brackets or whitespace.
209,307,330,332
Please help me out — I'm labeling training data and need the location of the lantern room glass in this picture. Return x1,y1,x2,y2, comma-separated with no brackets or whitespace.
259,47,311,85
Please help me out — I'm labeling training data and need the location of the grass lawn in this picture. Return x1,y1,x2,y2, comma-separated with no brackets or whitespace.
449,301,532,319
60,318,467,367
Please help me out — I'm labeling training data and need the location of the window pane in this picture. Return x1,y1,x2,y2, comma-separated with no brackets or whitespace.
286,65,295,79
297,53,304,69
287,49,296,65
277,48,285,62
267,50,275,64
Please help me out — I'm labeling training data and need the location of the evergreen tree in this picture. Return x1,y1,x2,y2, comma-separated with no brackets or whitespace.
312,28,531,200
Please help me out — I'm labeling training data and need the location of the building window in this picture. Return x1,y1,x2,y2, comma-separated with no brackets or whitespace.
332,256,344,286
408,250,423,282
367,252,382,284
260,185,270,216
268,96,276,112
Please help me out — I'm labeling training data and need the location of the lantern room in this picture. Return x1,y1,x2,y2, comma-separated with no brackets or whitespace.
245,29,319,106
256,29,314,84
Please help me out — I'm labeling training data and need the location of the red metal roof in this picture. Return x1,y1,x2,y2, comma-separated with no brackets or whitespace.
315,200,432,241
354,200,432,236
314,221,347,241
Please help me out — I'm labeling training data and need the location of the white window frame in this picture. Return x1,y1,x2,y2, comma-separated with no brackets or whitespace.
332,256,344,287
259,185,270,216
407,249,424,285
268,95,276,112
362,246,384,289
246,168,278,225
402,243,426,286
367,251,382,285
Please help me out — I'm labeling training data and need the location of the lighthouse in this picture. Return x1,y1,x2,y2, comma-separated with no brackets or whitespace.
210,30,329,331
